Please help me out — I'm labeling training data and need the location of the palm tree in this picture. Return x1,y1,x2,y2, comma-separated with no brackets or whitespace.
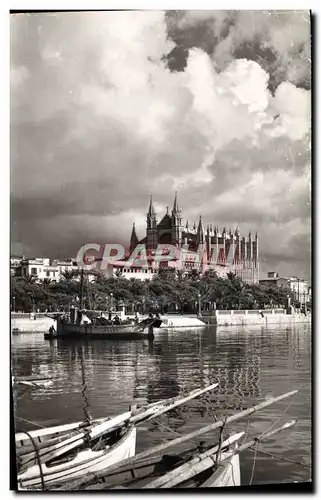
21,275,38,285
114,268,123,278
60,270,78,282
223,274,254,309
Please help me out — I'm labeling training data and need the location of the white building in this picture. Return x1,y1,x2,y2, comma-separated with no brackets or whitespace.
10,255,25,276
259,272,311,304
14,257,96,283
17,258,61,282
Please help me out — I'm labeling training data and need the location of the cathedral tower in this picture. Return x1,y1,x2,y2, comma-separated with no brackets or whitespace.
171,192,183,247
146,195,158,249
129,223,139,253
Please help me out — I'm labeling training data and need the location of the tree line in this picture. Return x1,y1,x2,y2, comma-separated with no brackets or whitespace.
11,268,295,314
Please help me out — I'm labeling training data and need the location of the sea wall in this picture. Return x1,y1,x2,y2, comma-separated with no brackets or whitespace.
160,316,207,328
203,309,311,327
11,313,56,333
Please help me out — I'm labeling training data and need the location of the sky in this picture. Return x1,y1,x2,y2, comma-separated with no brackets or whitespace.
10,10,311,280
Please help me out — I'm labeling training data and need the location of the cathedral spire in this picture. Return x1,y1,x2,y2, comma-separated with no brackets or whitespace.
172,191,179,214
148,195,156,216
196,216,205,245
129,222,139,253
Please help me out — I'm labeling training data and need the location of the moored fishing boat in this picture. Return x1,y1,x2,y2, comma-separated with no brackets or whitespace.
44,315,161,340
15,384,218,490
44,269,162,340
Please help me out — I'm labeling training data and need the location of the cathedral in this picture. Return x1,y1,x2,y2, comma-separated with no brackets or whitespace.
128,192,259,284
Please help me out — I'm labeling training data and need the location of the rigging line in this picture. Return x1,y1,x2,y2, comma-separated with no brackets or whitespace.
249,439,258,486
241,413,251,446
152,419,198,446
250,447,312,469
258,396,296,440
15,416,46,429
215,416,227,467
80,347,92,428
18,430,45,491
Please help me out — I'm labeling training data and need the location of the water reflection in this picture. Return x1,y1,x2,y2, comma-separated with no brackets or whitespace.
11,324,311,484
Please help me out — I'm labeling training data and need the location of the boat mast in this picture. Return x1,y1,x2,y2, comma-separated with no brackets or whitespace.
79,269,84,309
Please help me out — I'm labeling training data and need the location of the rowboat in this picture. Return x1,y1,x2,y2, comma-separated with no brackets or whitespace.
13,375,53,389
59,389,298,490
15,383,218,490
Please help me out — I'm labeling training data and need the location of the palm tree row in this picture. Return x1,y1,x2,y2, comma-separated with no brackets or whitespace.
11,269,294,314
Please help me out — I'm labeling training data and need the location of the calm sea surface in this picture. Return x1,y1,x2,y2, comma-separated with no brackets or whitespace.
11,324,311,486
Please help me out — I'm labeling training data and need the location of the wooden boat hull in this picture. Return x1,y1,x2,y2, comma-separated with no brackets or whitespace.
78,442,241,490
179,451,240,488
18,426,136,490
44,322,157,340
202,452,240,487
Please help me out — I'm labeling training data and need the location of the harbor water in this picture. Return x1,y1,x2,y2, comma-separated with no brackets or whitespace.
11,324,311,486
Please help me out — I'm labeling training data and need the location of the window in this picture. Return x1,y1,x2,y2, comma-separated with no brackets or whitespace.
31,267,37,275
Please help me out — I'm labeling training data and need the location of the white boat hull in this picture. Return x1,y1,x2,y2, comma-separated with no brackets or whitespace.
202,452,240,487
18,426,136,490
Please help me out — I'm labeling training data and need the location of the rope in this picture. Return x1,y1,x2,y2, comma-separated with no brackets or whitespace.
247,392,297,486
80,349,92,428
241,414,251,446
18,431,45,491
15,417,45,429
251,447,312,469
214,416,227,467
258,396,296,440
249,438,258,485
152,419,199,447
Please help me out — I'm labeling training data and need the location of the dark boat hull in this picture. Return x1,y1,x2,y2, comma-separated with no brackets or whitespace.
44,321,161,340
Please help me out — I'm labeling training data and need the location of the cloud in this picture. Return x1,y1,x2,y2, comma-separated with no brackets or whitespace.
168,10,311,91
10,11,311,279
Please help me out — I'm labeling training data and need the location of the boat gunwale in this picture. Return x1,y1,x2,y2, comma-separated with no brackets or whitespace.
18,425,136,488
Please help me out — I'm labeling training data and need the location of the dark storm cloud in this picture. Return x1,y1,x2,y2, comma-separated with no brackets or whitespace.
10,11,311,279
165,10,311,92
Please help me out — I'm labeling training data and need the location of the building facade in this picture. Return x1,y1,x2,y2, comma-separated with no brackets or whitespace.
259,272,311,305
114,193,259,283
13,257,82,282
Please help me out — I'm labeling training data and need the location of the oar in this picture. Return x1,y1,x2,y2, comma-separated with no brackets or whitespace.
61,389,298,490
